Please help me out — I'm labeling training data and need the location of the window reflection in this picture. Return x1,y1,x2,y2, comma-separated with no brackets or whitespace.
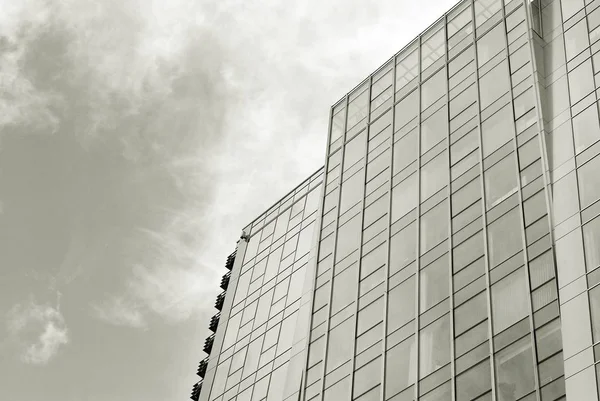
491,268,528,333
386,336,417,396
495,337,536,401
419,315,451,377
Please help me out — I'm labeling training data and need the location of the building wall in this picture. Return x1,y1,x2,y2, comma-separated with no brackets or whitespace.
539,0,600,399
200,169,324,401
301,0,571,400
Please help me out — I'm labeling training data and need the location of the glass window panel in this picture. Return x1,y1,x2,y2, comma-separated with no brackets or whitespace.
421,201,449,254
453,232,485,273
420,254,450,312
419,315,451,377
477,23,504,66
327,317,354,371
331,109,346,144
331,263,358,314
485,154,517,209
579,154,600,209
555,227,586,287
396,47,419,90
395,90,419,130
390,223,417,273
572,104,600,154
590,285,600,342
568,59,594,104
561,293,593,358
583,216,600,272
422,69,446,110
340,171,364,213
422,107,448,154
495,337,536,401
456,359,492,401
421,151,448,200
479,61,510,110
561,0,584,22
394,128,418,174
324,373,351,400
491,268,529,334
481,104,514,157
353,356,382,398
474,0,501,27
386,336,417,396
344,131,367,170
347,89,369,128
564,18,589,61
357,297,384,335
392,174,417,221
388,275,416,334
336,214,362,263
455,291,487,335
552,171,579,224
422,28,445,71
451,129,478,164
488,208,523,268
448,3,472,38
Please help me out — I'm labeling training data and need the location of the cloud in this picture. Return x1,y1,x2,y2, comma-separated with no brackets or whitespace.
6,300,69,365
91,296,147,329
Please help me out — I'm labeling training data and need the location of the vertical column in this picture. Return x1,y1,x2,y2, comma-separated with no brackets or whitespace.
501,0,542,399
470,0,498,399
414,34,423,401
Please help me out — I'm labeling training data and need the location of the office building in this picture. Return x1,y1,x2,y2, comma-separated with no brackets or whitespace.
192,0,600,399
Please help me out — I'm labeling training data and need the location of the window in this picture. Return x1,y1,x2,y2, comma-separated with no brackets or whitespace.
564,18,589,61
347,89,369,128
335,214,362,263
419,315,451,377
560,0,584,22
421,201,449,254
331,108,345,144
421,107,447,154
386,336,417,396
479,61,510,110
421,28,445,71
390,223,417,273
583,216,600,271
487,208,523,268
481,104,514,157
327,317,354,371
495,337,536,401
394,129,418,174
331,263,358,314
395,90,419,130
491,268,529,334
420,254,450,312
422,69,446,110
396,46,419,90
578,154,600,209
485,154,517,209
455,291,487,335
561,293,592,358
552,171,579,224
392,174,417,221
388,276,416,333
353,356,381,398
421,151,448,200
572,104,600,154
589,285,600,342
456,359,492,400
555,227,586,287
477,23,504,66
340,171,364,212
568,59,594,104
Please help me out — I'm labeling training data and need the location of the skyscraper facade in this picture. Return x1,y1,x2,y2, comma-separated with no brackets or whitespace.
192,0,600,400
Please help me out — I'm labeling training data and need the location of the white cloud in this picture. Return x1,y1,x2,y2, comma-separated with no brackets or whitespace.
91,296,147,329
6,301,69,365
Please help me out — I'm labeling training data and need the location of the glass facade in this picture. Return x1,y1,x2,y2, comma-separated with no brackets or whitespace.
193,0,600,400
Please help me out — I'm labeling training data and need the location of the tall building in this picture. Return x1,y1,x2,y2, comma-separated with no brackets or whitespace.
192,0,600,400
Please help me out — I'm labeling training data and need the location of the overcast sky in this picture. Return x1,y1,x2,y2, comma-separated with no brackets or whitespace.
0,1,458,400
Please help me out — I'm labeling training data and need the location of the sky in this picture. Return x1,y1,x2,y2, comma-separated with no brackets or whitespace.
0,0,458,400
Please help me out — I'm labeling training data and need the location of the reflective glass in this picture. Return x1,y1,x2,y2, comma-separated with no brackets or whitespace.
590,285,600,342
388,276,416,333
583,216,600,272
331,263,358,314
491,268,529,334
394,129,418,174
420,254,450,312
386,336,417,396
578,155,600,209
421,152,448,200
495,337,536,401
487,208,523,268
392,174,417,221
390,223,417,274
421,107,447,154
484,154,517,209
479,61,510,110
568,59,594,105
327,317,354,371
572,104,600,154
456,359,492,400
422,69,446,110
564,18,589,61
477,23,504,66
421,201,449,254
481,104,513,157
419,315,451,377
